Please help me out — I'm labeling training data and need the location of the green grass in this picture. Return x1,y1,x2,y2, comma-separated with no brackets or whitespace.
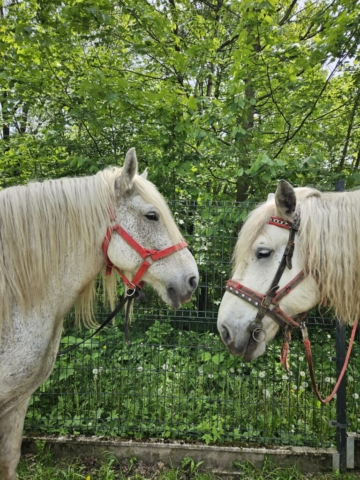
18,449,360,480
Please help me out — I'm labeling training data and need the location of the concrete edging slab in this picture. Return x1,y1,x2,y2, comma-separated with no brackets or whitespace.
22,435,338,475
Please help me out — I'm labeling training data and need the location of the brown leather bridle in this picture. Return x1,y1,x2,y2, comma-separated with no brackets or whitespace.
226,211,305,354
225,210,358,403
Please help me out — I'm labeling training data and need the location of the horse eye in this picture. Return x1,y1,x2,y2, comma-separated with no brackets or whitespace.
145,212,159,221
256,248,272,259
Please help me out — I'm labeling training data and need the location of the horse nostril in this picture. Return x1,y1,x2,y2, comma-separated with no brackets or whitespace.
188,275,198,291
167,286,176,298
221,325,231,344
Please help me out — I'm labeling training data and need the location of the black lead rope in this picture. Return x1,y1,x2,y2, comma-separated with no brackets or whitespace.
57,287,144,357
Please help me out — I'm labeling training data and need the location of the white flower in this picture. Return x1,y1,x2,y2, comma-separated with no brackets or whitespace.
92,368,99,375
325,377,334,383
208,374,214,379
137,366,143,371
348,375,353,382
282,374,289,381
352,393,359,400
259,371,266,378
292,384,298,390
302,382,309,388
162,363,169,371
263,389,271,398
299,356,304,362
299,371,306,377
157,388,163,395
198,369,204,375
230,368,235,373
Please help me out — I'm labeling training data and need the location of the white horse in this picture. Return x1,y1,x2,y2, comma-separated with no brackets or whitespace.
218,179,359,362
0,148,198,480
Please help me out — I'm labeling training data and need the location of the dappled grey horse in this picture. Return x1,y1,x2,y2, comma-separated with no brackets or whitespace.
0,148,198,480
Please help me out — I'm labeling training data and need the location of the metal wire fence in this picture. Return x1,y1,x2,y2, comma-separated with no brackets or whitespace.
24,201,360,448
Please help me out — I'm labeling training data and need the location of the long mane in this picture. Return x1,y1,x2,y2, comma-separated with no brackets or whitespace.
233,187,360,325
0,168,182,331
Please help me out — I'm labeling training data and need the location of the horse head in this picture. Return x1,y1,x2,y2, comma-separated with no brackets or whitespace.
217,180,320,361
105,148,199,309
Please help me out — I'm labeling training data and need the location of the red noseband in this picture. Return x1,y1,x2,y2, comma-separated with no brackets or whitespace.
102,224,188,292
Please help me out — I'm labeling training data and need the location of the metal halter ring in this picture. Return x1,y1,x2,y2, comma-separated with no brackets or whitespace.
252,328,266,343
126,284,137,297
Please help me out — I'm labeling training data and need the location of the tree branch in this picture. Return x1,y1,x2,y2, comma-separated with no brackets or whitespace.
278,0,298,26
338,88,360,171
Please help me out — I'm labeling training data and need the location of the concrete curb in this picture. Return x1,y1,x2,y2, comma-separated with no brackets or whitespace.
22,435,342,475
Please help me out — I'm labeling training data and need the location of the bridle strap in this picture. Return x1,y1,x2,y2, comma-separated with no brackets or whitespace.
301,320,358,404
102,223,188,291
226,277,304,329
225,210,304,369
229,210,302,331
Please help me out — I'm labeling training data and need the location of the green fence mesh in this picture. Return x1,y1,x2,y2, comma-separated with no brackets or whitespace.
24,201,360,448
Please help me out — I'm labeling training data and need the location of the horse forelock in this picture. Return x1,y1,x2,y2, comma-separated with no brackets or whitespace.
101,167,184,244
132,175,184,244
233,186,360,325
232,201,276,276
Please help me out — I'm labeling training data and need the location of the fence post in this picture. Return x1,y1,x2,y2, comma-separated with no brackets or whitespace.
334,180,347,474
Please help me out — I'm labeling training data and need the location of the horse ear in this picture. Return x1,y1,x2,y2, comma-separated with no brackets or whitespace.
275,180,296,219
116,148,138,193
140,168,148,180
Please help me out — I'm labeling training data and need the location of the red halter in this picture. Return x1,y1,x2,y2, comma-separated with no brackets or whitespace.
102,223,188,293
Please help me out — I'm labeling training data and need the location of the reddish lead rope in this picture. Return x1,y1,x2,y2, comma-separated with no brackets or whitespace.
301,321,358,404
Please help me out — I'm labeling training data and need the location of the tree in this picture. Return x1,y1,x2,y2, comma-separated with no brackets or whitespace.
1,0,359,199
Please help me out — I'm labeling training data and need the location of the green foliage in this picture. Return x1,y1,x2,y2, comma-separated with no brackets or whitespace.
1,0,360,199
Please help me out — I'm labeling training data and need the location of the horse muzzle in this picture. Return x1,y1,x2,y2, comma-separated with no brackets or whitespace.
165,273,199,309
219,323,266,362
